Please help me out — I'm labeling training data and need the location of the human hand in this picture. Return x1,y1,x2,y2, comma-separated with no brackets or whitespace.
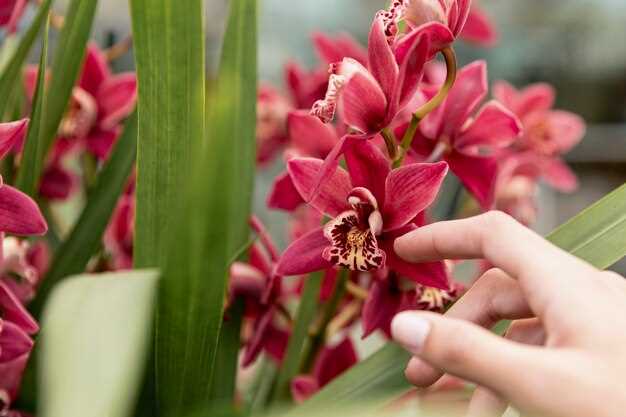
390,211,626,417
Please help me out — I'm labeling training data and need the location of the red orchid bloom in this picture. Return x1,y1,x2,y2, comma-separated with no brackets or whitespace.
0,0,26,34
229,218,289,367
104,182,135,270
402,0,471,44
276,141,449,289
285,32,367,110
291,337,358,403
256,85,292,166
460,5,498,47
401,61,522,209
493,81,586,192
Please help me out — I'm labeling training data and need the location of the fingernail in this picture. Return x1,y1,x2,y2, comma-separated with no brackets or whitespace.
391,312,431,355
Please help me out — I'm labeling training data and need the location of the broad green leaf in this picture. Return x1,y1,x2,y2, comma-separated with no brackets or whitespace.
130,0,204,268
15,18,49,197
293,183,626,413
549,182,626,269
29,112,138,318
150,0,257,414
272,272,323,402
0,0,53,119
39,270,158,417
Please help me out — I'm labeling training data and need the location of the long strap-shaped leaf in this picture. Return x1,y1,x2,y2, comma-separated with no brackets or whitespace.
289,183,626,415
151,0,257,414
38,270,158,417
29,112,138,318
14,17,49,197
130,0,204,268
0,0,53,119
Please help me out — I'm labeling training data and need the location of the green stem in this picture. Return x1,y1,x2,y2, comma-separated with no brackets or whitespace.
381,127,398,160
393,46,457,169
302,268,349,373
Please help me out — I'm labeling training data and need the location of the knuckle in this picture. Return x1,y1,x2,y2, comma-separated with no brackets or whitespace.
482,210,515,232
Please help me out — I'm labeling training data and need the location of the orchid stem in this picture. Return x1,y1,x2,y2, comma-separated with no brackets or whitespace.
393,46,457,169
381,127,398,160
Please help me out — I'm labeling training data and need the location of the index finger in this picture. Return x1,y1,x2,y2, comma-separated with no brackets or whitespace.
394,211,598,314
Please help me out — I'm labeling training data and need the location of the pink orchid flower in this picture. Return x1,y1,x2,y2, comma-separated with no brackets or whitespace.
291,337,358,403
402,0,471,44
276,141,450,289
0,237,48,303
493,81,586,192
229,218,289,367
0,0,26,34
400,61,522,208
460,6,498,47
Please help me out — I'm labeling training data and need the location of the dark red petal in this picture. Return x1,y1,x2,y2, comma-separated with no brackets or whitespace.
368,15,399,102
0,321,34,361
78,43,111,97
291,375,319,404
313,337,358,386
362,278,402,338
0,282,38,334
267,171,304,212
0,119,28,160
383,162,448,231
97,73,137,129
0,186,47,235
338,72,387,134
344,139,390,206
276,227,332,276
447,151,498,210
288,157,351,217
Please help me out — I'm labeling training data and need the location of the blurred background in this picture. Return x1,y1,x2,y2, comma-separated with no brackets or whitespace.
45,0,626,272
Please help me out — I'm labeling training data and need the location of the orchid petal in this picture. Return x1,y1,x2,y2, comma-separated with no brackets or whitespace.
339,72,388,134
313,338,358,386
242,308,273,367
276,227,332,276
0,282,38,334
97,73,138,130
447,151,498,209
288,111,337,158
492,80,518,111
86,127,120,161
382,161,448,231
312,32,367,66
448,0,472,37
0,352,29,399
78,43,111,97
516,83,556,119
362,278,403,338
344,139,390,205
391,30,430,112
0,186,47,235
39,163,78,201
288,157,351,217
395,21,454,60
460,6,498,46
0,321,33,361
542,158,578,193
456,101,522,150
548,110,586,153
291,376,319,404
0,0,27,33
267,171,304,212
441,60,488,138
368,15,399,102
0,119,28,160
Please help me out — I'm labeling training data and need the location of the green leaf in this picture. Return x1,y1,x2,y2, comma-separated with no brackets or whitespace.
549,183,626,269
14,18,49,197
39,270,158,417
149,0,258,414
0,0,53,119
130,0,205,268
272,272,323,403
31,0,98,185
292,183,626,413
29,112,138,318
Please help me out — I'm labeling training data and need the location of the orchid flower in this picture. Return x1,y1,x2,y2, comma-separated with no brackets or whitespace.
276,141,449,289
256,85,292,166
400,61,522,208
291,337,358,403
0,0,26,34
493,81,586,192
104,185,135,270
402,0,471,44
229,218,289,367
460,5,498,47
0,237,48,303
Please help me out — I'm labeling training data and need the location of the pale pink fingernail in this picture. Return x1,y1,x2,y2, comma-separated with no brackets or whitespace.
391,312,431,355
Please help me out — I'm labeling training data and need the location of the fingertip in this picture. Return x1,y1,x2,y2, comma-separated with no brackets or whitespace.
393,229,423,262
391,311,432,355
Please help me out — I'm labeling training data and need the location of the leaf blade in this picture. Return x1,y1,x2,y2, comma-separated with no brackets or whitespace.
39,270,158,417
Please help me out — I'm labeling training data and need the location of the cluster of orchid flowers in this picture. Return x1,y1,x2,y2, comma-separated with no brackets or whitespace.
237,0,585,402
0,0,587,412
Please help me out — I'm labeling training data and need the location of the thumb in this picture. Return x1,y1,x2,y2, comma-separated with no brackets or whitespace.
391,311,547,401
